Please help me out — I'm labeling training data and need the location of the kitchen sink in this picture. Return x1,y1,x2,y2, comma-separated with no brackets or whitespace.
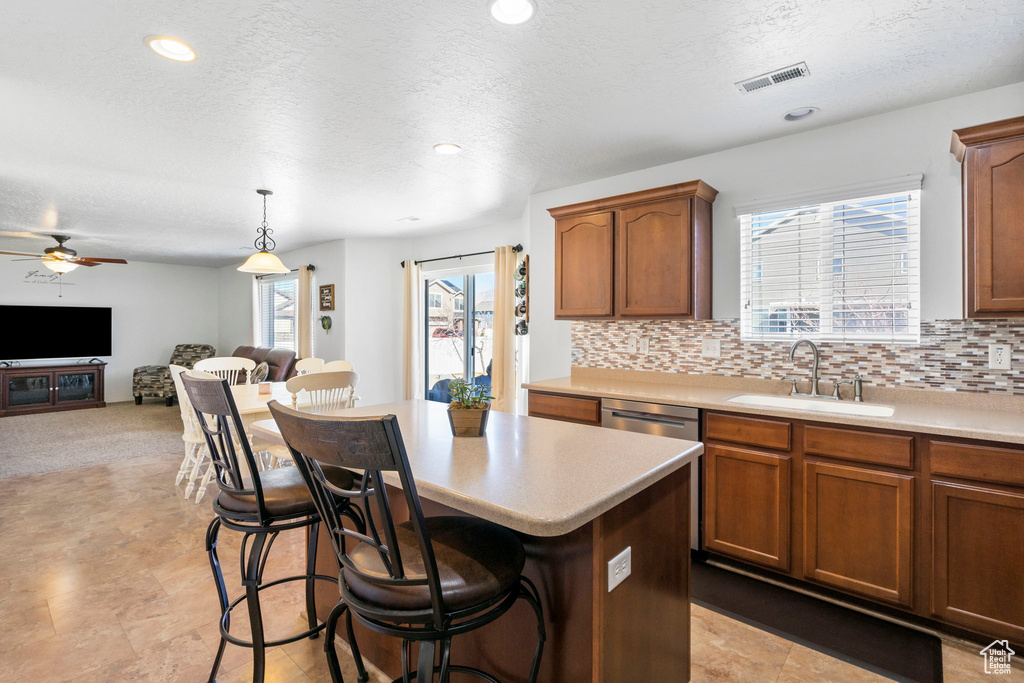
726,394,895,417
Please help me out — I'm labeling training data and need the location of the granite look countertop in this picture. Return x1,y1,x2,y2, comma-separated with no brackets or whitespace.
524,368,1024,446
250,399,701,537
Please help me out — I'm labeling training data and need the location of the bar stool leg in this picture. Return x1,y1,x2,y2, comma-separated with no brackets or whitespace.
438,638,452,683
346,608,370,682
305,520,320,639
244,533,269,683
206,518,230,683
416,640,436,683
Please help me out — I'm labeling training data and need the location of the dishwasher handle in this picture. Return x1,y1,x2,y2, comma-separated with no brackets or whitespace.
605,410,696,426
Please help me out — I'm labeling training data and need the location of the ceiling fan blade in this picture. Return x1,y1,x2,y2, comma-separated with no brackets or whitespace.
74,261,100,267
75,257,127,264
0,250,46,258
11,257,44,261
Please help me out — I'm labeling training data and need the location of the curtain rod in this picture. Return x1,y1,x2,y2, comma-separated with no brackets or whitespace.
255,264,315,279
400,244,522,268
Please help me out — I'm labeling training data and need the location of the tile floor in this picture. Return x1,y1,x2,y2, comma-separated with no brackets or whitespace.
0,451,1016,682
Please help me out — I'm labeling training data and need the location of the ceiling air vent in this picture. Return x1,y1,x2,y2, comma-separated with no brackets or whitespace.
735,62,810,93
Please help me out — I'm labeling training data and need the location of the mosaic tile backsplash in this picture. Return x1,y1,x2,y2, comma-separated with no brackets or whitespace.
571,319,1024,395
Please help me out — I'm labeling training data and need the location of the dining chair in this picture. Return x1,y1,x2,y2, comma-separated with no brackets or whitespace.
194,356,257,385
170,364,209,500
321,360,354,373
285,371,360,413
269,402,545,683
294,358,325,375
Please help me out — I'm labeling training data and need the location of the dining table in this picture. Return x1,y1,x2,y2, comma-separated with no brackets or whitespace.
229,381,309,431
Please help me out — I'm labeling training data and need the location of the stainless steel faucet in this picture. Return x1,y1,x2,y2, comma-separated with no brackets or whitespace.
788,338,822,397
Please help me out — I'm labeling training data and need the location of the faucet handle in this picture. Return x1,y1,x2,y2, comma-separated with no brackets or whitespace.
832,378,855,399
781,377,800,395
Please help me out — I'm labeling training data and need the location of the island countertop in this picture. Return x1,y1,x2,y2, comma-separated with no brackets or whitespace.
250,399,701,537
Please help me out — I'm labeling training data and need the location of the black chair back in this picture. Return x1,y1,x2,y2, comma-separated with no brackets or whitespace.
268,400,447,626
180,373,269,522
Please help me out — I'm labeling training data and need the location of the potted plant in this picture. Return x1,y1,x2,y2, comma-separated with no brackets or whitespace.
447,379,493,437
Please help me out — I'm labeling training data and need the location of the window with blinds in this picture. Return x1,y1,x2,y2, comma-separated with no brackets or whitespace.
256,273,299,351
740,188,921,343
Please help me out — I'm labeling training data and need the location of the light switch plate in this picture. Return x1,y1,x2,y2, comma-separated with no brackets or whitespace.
639,337,650,355
989,344,1011,370
626,337,638,354
702,338,721,358
607,546,632,592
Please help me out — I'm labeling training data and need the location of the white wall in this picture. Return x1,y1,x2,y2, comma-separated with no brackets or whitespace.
526,81,1024,383
217,240,348,360
343,239,408,405
0,261,220,402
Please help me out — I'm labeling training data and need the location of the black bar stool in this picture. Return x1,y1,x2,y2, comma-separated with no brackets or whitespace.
179,374,369,683
269,400,545,683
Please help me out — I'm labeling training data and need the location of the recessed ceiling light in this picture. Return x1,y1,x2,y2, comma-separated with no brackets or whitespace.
490,0,536,25
145,36,198,62
784,107,819,122
433,143,463,155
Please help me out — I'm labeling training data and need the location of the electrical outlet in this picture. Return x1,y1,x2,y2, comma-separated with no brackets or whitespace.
701,338,721,358
607,546,632,592
639,337,650,355
989,344,1012,370
626,336,638,354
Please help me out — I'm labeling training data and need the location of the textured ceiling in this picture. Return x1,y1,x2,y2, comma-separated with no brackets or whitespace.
0,0,1022,266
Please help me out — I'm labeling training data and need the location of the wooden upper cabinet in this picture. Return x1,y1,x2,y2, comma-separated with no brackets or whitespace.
617,198,692,316
554,211,615,317
952,116,1024,317
549,181,717,320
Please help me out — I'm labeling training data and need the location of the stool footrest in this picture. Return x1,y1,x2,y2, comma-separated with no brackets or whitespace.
218,572,336,648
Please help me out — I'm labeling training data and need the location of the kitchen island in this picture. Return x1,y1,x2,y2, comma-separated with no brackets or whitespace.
251,399,702,682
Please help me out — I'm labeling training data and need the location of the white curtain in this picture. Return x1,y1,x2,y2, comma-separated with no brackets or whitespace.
297,265,313,359
402,259,423,400
491,246,517,413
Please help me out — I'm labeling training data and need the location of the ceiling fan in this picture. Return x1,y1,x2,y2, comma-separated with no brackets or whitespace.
0,234,127,273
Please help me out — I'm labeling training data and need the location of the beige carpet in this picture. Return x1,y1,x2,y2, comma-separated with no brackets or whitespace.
0,401,185,478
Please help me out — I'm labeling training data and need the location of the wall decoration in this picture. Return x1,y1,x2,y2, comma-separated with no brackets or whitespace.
514,254,529,335
319,315,332,334
319,284,335,311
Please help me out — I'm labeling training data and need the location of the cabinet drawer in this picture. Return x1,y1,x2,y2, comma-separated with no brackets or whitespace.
705,412,791,451
804,425,914,469
930,440,1024,488
528,392,601,425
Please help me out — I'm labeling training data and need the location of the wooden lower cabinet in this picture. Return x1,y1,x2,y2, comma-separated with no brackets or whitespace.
527,391,602,426
803,461,914,605
704,444,791,570
932,481,1024,642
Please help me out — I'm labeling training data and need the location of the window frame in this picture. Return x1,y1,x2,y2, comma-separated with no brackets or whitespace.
254,271,300,352
739,184,922,345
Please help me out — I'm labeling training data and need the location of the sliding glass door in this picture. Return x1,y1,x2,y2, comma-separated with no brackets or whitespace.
424,271,494,403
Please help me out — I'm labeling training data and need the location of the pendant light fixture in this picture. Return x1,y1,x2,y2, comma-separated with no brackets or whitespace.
238,189,290,274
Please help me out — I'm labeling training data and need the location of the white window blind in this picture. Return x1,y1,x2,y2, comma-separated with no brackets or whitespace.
256,273,299,351
740,188,921,344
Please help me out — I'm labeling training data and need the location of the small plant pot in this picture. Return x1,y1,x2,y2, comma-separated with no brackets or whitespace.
448,405,490,437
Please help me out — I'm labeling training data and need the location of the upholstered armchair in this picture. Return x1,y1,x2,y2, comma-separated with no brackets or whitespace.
133,343,216,406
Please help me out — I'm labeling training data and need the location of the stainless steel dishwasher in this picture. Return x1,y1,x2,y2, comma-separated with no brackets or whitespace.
601,398,702,550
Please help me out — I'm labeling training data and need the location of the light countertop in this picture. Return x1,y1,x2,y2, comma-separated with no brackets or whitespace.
250,399,700,537
524,369,1024,446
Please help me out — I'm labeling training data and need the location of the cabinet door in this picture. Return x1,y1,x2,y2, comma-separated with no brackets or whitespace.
932,482,1024,642
616,198,692,316
704,444,791,570
55,370,97,405
554,211,614,317
966,137,1024,316
803,461,914,605
6,372,55,411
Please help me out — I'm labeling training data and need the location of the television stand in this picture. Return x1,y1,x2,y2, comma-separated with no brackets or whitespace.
0,362,106,417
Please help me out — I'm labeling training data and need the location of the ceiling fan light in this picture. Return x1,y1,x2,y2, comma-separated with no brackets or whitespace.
44,260,79,274
238,250,290,274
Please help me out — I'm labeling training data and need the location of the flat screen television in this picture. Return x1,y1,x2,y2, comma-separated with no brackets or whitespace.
0,305,112,361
